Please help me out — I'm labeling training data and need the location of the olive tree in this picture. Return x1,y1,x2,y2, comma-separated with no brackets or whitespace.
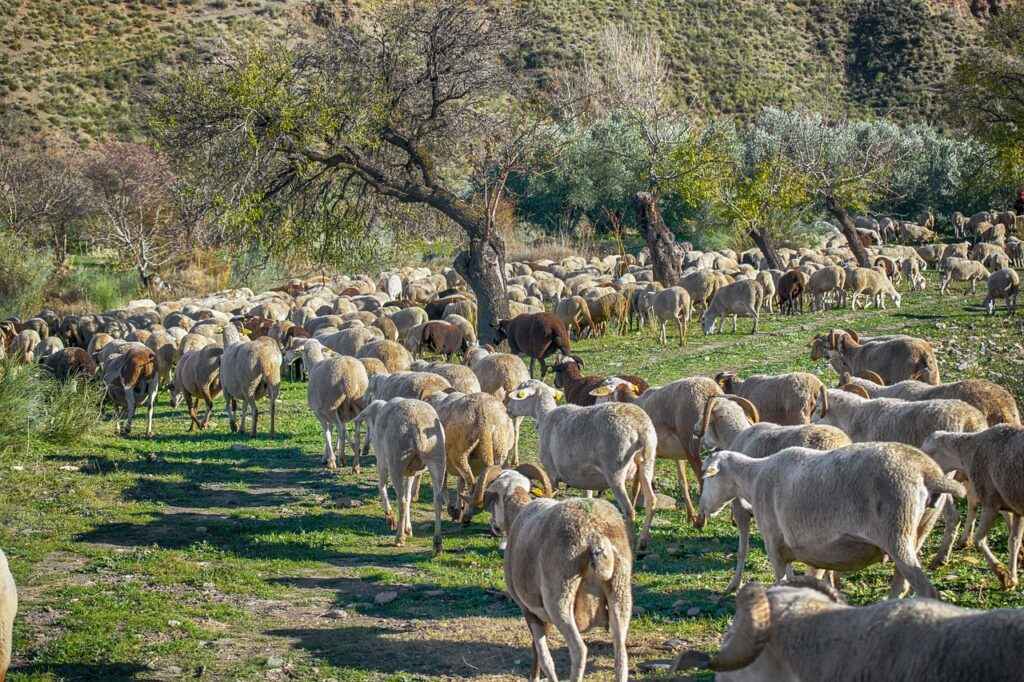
150,1,530,343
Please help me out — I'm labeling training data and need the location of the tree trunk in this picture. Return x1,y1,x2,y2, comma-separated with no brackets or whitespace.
825,194,872,268
634,192,681,287
454,230,510,347
748,229,783,270
52,228,68,269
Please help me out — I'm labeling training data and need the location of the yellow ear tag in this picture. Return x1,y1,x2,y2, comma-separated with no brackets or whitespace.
703,465,719,479
554,390,564,401
590,386,612,397
530,486,545,497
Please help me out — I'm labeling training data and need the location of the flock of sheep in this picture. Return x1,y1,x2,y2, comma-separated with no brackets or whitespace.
2,212,1024,681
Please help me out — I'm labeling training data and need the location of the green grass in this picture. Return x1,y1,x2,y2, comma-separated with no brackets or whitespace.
3,270,1024,681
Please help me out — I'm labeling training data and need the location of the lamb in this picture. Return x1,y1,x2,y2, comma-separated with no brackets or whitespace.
940,258,990,295
354,398,447,554
808,265,846,311
477,467,632,682
838,374,1020,427
716,371,824,426
0,548,15,682
551,357,649,407
983,267,1020,315
102,346,160,437
652,286,691,346
507,380,658,550
924,427,1024,589
221,322,281,437
42,347,97,381
424,391,517,522
701,280,763,335
493,312,579,378
697,443,964,599
675,579,1024,680
175,345,224,431
810,329,940,385
304,339,369,472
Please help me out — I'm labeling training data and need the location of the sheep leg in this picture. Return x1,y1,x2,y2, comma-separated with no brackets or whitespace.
394,473,410,545
722,499,752,595
226,397,238,433
659,321,667,346
249,401,259,438
888,535,937,599
269,385,278,437
549,592,588,682
185,393,199,432
510,416,523,466
237,397,247,435
333,414,348,470
750,310,758,334
636,465,657,552
974,505,1013,589
449,456,475,522
410,472,423,502
429,458,446,555
1008,513,1024,588
524,613,559,682
202,398,214,429
123,386,137,437
609,477,640,552
674,459,698,524
606,582,631,682
320,417,337,470
352,419,363,473
956,488,979,550
931,498,960,569
732,314,737,333
145,384,158,437
529,357,536,379
379,470,396,531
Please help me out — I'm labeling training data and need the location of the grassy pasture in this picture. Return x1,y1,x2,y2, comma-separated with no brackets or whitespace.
3,271,1024,681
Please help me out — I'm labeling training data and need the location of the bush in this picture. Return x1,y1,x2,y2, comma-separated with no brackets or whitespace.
0,231,52,319
0,358,103,460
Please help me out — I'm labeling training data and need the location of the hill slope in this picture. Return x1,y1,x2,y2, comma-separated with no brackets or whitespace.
0,0,1010,141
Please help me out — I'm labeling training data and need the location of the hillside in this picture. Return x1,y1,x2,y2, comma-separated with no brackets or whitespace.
0,0,1011,141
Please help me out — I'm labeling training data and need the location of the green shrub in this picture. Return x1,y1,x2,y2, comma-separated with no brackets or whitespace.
63,266,140,311
0,231,52,319
0,358,103,459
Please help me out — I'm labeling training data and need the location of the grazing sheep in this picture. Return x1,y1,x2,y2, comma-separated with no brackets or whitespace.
494,312,580,378
554,295,594,339
10,329,40,363
356,339,412,373
680,269,720,312
0,549,16,682
410,360,481,394
776,270,806,315
425,391,517,521
677,579,1024,680
103,346,160,437
652,286,691,346
924,427,1024,588
839,374,1020,427
354,398,447,554
702,280,763,335
716,372,824,426
144,329,179,406
983,267,1020,315
940,258,990,295
846,267,901,309
810,329,940,385
479,467,632,682
365,371,451,403
900,256,926,291
698,443,964,598
808,266,846,311
221,323,281,437
507,380,658,550
586,291,628,336
42,347,97,381
466,349,531,464
416,320,469,361
551,357,649,407
304,339,369,472
175,346,224,431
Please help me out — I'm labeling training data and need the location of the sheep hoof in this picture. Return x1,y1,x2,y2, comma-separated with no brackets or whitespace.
386,514,397,531
995,565,1015,589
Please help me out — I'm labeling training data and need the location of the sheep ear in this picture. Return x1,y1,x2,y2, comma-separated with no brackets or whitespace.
703,463,720,479
589,385,613,397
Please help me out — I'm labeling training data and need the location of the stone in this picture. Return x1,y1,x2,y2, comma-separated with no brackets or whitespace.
653,493,677,510
165,666,183,676
686,606,701,617
662,638,686,650
265,655,284,669
638,660,674,672
324,608,349,620
374,591,399,605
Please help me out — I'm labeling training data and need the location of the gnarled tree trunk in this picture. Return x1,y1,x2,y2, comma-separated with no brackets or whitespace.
826,194,872,268
634,191,681,287
454,230,510,346
748,228,783,270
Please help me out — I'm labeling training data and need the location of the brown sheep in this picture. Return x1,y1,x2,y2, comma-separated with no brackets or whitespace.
551,357,649,407
493,312,579,378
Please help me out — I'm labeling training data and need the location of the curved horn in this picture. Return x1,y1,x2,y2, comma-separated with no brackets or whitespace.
818,385,829,418
859,369,885,386
725,395,760,424
840,383,870,399
570,354,585,369
515,463,554,497
468,465,504,515
826,329,840,351
842,328,860,344
697,395,721,440
709,582,772,672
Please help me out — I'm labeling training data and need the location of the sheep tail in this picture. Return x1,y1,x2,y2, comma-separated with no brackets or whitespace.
588,535,616,583
924,472,966,500
121,355,154,390
921,354,941,384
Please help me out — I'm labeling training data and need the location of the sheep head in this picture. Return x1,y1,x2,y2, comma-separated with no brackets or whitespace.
506,380,563,418
695,451,743,528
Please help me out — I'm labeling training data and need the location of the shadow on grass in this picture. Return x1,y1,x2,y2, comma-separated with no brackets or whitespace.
12,662,150,681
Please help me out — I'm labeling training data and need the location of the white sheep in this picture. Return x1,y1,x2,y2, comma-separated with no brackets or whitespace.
304,339,369,472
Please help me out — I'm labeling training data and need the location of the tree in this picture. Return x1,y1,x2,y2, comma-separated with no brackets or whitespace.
150,1,530,343
0,139,90,267
82,142,179,289
948,6,1024,191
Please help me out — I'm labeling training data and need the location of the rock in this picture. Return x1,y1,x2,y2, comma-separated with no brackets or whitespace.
324,608,349,620
686,606,701,617
662,638,686,650
265,655,284,669
638,660,674,672
374,591,399,605
653,493,677,510
58,465,80,472
165,665,183,676
423,589,444,597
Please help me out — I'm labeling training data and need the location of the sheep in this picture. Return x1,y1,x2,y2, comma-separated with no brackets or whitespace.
410,360,481,393
507,380,658,550
493,312,579,378
586,291,628,336
590,376,721,524
554,295,594,339
0,548,15,682
103,346,160,437
1006,237,1024,267
810,329,940,385
416,320,469,361
424,391,517,522
899,256,926,291
175,345,224,431
477,467,632,682
353,398,446,554
365,370,451,403
10,329,40,363
838,374,1020,427
697,443,965,599
676,579,1024,681
846,267,901,309
42,347,97,381
716,372,824,426
144,329,180,406
940,258,990,295
924,426,1024,588
304,339,369,472
702,280,763,335
550,357,649,407
776,270,805,315
221,322,281,437
652,286,691,346
813,386,987,448
754,271,776,314
983,267,1020,315
355,339,412,373
466,349,531,465
808,266,845,311
680,269,720,311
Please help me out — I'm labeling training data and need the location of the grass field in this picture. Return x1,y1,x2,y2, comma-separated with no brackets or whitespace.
3,272,1024,681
